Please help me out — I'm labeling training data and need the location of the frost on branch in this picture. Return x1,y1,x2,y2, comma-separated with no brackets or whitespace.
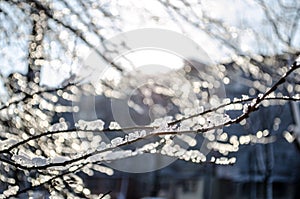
11,153,32,166
50,156,71,164
92,165,114,176
49,122,68,131
0,138,18,151
176,134,197,147
160,143,206,163
111,137,124,147
75,119,105,130
214,157,236,165
127,131,141,142
31,157,49,167
12,153,49,167
87,150,134,163
292,56,300,68
108,121,121,130
1,185,19,198
97,142,108,151
151,116,173,129
1,0,300,197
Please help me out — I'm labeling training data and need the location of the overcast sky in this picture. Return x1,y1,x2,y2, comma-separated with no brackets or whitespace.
1,0,299,90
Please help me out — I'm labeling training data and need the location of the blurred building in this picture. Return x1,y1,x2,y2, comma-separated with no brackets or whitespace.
58,54,300,199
